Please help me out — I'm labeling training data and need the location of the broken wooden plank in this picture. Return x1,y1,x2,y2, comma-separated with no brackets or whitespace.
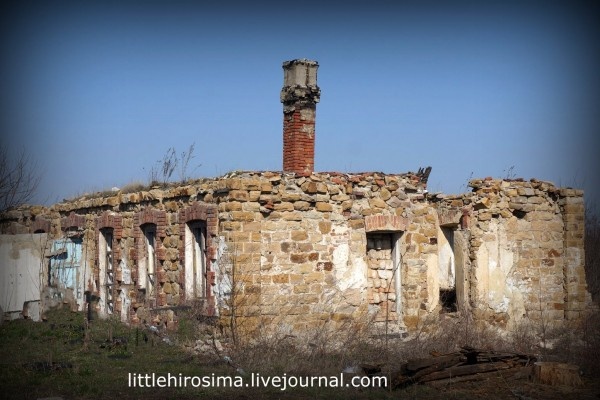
409,360,465,383
427,364,534,387
418,361,513,382
392,354,465,388
406,354,463,372
392,349,537,389
425,371,500,387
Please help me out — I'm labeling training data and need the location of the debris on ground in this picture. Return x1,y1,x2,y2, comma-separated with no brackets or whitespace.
392,346,536,389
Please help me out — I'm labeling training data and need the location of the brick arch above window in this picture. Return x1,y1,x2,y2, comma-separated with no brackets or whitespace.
178,202,218,261
364,215,408,232
179,202,218,235
96,211,123,273
135,208,166,238
32,217,51,234
133,208,166,263
61,211,86,231
97,211,123,240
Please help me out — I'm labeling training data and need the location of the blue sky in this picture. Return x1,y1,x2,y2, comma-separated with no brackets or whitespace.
1,1,599,206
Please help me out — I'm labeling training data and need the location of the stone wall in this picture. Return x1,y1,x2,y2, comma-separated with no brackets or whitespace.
211,171,434,334
0,172,593,337
432,178,593,329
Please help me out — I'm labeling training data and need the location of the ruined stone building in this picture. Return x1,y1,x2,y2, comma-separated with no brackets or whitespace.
0,59,594,337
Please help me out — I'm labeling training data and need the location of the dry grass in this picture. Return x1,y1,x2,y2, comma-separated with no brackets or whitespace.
3,301,599,399
120,181,147,194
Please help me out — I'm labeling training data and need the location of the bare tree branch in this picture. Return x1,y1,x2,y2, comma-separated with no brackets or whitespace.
0,147,41,211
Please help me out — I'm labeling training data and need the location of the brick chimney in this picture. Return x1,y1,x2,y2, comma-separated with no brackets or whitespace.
281,59,320,175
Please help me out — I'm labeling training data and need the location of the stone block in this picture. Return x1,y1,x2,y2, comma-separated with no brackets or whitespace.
304,272,323,284
316,202,333,212
283,212,303,221
293,284,310,294
277,241,292,254
297,263,315,274
528,196,545,204
379,188,392,201
301,181,318,194
243,202,261,212
274,202,294,211
291,230,308,241
231,211,255,221
341,200,353,210
478,211,492,221
229,190,249,201
316,182,328,194
260,182,273,192
224,201,243,211
318,221,332,234
316,261,333,271
281,192,301,202
291,253,308,263
369,198,387,209
316,194,330,202
298,242,313,252
517,187,535,196
271,274,289,284
293,201,311,211
310,284,324,294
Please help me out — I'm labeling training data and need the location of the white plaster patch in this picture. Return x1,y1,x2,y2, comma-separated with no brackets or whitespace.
0,234,46,318
332,242,349,266
213,236,231,311
330,226,368,292
487,291,510,312
119,289,130,323
120,259,131,285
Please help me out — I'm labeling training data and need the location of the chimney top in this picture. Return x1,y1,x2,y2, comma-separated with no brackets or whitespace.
281,59,320,113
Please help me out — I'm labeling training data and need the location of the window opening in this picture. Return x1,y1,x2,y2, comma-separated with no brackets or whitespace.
101,229,114,314
144,225,157,298
185,221,208,300
439,227,457,313
366,232,402,320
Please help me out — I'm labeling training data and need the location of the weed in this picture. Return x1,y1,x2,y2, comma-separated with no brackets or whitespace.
120,181,147,194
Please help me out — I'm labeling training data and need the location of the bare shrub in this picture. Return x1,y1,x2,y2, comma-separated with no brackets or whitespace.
507,309,600,378
179,142,199,182
585,204,600,303
404,311,508,359
228,313,394,377
509,317,539,354
149,147,177,185
538,310,600,377
0,147,41,211
147,143,200,186
577,310,600,377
